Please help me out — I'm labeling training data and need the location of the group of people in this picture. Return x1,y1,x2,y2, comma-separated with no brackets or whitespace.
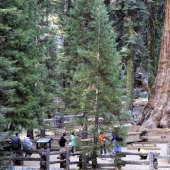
59,131,75,153
98,132,122,155
59,131,123,155
99,132,148,159
5,132,33,157
7,131,147,160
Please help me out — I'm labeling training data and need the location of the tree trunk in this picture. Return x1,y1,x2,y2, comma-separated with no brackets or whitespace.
81,113,88,139
137,0,170,128
126,17,134,111
147,1,158,97
27,130,34,139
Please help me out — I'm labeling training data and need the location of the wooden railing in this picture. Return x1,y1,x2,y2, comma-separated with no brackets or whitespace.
11,148,50,169
4,148,170,170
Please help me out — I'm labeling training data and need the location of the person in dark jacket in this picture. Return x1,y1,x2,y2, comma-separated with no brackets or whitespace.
59,133,67,168
12,133,21,156
59,133,67,147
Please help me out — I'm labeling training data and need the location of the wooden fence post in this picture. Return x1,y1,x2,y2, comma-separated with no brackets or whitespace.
153,153,158,169
60,150,66,168
20,150,24,166
61,116,64,128
40,149,47,170
46,148,50,170
167,143,170,163
65,149,70,170
82,154,86,170
13,149,23,166
149,152,154,170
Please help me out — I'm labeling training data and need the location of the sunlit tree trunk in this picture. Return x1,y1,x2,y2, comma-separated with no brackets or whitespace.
126,18,134,111
138,0,170,128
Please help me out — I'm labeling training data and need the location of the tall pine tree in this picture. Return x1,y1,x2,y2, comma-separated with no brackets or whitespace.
61,0,128,167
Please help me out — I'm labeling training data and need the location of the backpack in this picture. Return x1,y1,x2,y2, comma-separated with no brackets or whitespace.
117,136,123,142
59,138,62,146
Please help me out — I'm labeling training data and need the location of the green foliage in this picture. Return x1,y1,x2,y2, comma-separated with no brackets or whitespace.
0,0,58,131
0,115,13,169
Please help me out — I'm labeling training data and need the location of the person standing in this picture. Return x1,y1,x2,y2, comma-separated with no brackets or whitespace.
12,133,21,156
111,134,122,155
59,133,67,168
70,132,75,153
23,134,33,157
99,132,106,155
59,133,67,148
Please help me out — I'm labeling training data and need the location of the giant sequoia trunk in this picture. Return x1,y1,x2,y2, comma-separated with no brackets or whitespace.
138,0,170,128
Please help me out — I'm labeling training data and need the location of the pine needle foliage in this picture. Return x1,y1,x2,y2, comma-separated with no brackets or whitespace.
61,0,128,165
0,0,58,131
0,57,17,169
0,0,43,131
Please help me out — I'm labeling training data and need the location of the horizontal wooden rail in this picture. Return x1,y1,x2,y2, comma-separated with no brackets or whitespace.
43,113,84,122
50,160,65,164
156,165,170,168
122,160,149,165
14,157,41,161
156,155,170,159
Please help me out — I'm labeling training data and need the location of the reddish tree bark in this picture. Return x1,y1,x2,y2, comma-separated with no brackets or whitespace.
138,0,170,128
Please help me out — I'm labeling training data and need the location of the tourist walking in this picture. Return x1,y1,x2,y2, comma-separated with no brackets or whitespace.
59,133,67,168
111,134,122,155
99,132,106,155
70,132,75,153
59,133,67,148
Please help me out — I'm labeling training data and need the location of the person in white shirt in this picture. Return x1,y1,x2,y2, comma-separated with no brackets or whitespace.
22,134,33,157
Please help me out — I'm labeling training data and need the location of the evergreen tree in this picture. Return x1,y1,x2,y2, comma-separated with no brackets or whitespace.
0,0,42,131
0,3,19,168
0,56,17,169
61,0,128,167
0,0,58,131
34,0,59,125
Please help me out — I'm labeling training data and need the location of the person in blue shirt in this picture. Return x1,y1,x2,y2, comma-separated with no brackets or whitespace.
12,132,21,156
111,134,123,155
23,134,33,157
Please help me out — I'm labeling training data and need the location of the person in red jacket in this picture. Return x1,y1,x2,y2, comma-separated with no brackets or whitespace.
98,132,106,155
